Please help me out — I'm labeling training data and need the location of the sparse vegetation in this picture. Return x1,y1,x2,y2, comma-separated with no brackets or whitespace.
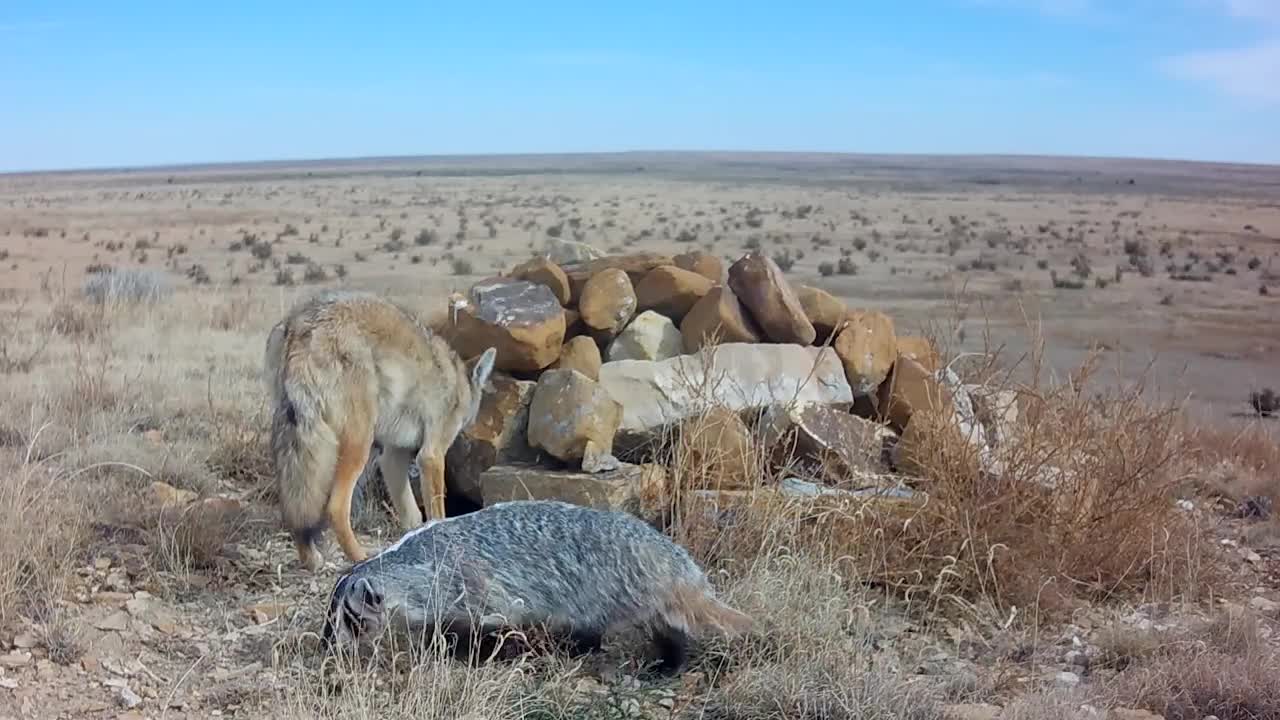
0,157,1277,718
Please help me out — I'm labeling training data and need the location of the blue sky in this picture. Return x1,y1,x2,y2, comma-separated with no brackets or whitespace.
1,0,1276,171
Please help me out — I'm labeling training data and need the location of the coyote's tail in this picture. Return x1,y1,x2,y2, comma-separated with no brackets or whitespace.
665,582,754,639
266,329,338,549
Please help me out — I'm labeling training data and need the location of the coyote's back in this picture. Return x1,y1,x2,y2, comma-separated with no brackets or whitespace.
263,289,495,571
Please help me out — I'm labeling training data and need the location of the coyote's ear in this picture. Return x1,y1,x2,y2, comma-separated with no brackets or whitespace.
471,347,497,393
351,577,384,614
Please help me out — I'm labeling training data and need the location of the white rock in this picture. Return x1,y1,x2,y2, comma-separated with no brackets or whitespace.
599,343,853,434
606,311,683,362
117,685,143,709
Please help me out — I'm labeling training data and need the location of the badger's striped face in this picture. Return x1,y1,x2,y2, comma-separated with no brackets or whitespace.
321,574,386,650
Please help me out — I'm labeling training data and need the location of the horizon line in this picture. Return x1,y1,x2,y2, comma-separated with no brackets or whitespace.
4,147,1279,178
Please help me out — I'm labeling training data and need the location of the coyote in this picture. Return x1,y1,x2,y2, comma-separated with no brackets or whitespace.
321,500,753,674
263,290,496,571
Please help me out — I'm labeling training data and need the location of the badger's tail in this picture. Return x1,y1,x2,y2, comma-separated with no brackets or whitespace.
664,583,754,639
266,333,339,558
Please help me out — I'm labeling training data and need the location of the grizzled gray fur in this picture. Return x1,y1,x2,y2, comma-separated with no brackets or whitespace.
321,499,751,673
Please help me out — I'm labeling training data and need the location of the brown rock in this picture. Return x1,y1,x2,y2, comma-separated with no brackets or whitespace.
633,265,714,322
578,268,638,335
552,335,603,381
675,407,756,490
674,250,724,283
679,286,762,352
896,335,941,373
764,402,893,481
560,252,674,299
480,462,667,522
150,481,196,507
893,406,982,479
562,307,584,336
448,279,566,372
833,310,897,395
727,252,816,344
445,374,539,504
876,356,951,432
509,257,571,305
527,368,623,465
795,285,848,343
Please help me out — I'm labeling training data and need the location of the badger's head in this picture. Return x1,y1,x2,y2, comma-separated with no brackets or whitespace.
321,573,387,651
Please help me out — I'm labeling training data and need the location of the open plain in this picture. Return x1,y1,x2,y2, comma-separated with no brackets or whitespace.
1,152,1279,719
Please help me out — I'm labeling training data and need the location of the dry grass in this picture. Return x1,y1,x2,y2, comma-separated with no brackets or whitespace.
1103,606,1280,720
0,278,1271,718
0,438,91,626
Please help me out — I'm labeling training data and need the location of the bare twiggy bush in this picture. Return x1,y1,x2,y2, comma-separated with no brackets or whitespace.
82,267,173,305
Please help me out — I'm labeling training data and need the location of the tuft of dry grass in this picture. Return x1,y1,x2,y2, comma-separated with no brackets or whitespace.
0,434,92,626
1103,606,1280,720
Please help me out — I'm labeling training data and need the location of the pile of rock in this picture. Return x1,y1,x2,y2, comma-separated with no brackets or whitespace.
386,247,1019,520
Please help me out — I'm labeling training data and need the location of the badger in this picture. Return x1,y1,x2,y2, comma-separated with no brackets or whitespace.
320,500,751,673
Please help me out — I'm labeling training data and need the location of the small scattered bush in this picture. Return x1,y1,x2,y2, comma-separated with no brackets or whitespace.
82,268,172,305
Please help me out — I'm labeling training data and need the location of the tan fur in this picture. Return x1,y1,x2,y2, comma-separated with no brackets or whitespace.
263,290,496,571
660,582,754,639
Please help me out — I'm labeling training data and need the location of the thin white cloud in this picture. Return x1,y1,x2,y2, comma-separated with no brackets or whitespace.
1215,0,1280,22
1163,41,1280,103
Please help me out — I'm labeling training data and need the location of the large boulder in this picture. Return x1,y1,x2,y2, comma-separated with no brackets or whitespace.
598,343,853,437
447,279,566,372
673,406,757,490
509,256,571,306
674,251,724,283
578,268,638,336
527,368,622,466
551,335,603,381
633,265,714,322
795,285,849,343
896,335,941,373
445,374,539,504
607,310,683,362
560,252,674,299
727,252,817,345
479,462,667,523
833,310,897,395
876,355,951,432
679,286,762,352
761,401,894,482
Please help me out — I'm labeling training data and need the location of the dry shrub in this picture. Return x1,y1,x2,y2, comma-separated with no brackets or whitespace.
44,299,109,340
1104,606,1280,720
0,436,91,627
899,352,1203,612
668,342,1205,624
145,497,253,579
1188,420,1280,508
